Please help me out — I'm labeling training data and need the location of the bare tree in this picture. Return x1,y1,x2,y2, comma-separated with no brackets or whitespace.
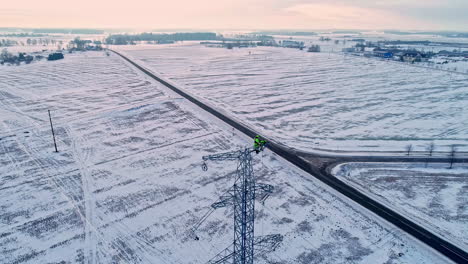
427,142,435,156
449,145,457,169
425,142,435,168
406,144,413,156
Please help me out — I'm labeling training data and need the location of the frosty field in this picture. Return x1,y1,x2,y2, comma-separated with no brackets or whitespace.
333,163,468,251
0,51,452,263
116,43,468,153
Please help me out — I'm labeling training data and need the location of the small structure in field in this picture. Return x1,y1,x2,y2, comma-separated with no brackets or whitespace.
280,40,305,49
342,47,356,52
308,45,321,52
374,50,394,59
47,52,64,61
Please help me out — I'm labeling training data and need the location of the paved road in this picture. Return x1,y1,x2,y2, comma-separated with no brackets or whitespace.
111,49,468,264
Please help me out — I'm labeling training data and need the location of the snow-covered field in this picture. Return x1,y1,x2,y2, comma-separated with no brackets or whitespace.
429,57,468,74
1,45,55,53
332,163,468,251
0,51,451,263
115,43,468,153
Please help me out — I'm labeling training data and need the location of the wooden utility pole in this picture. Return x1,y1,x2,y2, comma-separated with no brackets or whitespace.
48,110,58,152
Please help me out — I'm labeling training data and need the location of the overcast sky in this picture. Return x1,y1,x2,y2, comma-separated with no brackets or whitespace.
1,0,467,30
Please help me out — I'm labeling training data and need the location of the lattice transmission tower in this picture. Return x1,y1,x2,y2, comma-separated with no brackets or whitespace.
192,147,282,264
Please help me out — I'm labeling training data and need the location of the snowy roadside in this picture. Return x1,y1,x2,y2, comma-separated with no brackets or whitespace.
332,162,468,252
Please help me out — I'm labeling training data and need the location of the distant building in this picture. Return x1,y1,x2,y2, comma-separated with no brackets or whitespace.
47,52,64,61
400,51,428,62
394,52,405,61
280,40,304,49
308,45,321,52
373,50,393,58
342,47,356,52
258,39,277,47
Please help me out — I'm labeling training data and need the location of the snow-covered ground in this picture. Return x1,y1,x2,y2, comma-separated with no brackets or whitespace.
429,57,468,74
1,45,56,53
115,43,468,153
332,163,468,251
0,51,452,263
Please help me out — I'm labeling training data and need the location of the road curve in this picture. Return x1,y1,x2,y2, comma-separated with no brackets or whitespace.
111,49,468,264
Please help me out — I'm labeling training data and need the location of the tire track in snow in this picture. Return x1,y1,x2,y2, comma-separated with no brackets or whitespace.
66,125,98,264
1,112,134,264
1,55,182,263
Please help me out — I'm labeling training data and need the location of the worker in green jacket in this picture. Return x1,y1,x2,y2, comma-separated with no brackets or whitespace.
254,135,267,153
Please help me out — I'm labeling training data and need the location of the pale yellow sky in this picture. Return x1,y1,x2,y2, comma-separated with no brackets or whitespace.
1,0,467,30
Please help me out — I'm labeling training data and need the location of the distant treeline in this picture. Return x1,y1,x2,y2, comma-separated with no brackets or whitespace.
382,40,431,45
105,32,218,45
332,30,361,34
384,30,468,38
0,28,104,34
32,28,104,34
0,33,47,37
254,31,316,36
441,33,468,38
0,39,20,47
1,50,38,65
380,40,468,48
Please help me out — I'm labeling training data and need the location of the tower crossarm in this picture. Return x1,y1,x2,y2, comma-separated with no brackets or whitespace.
255,183,274,194
211,188,236,209
255,183,274,203
190,187,236,237
203,150,241,161
211,183,273,209
254,234,283,256
206,234,283,264
207,243,235,264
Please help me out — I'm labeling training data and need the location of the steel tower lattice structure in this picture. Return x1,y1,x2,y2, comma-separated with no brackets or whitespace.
197,147,282,264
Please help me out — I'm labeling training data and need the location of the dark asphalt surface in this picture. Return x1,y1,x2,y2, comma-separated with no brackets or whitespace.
112,49,468,264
